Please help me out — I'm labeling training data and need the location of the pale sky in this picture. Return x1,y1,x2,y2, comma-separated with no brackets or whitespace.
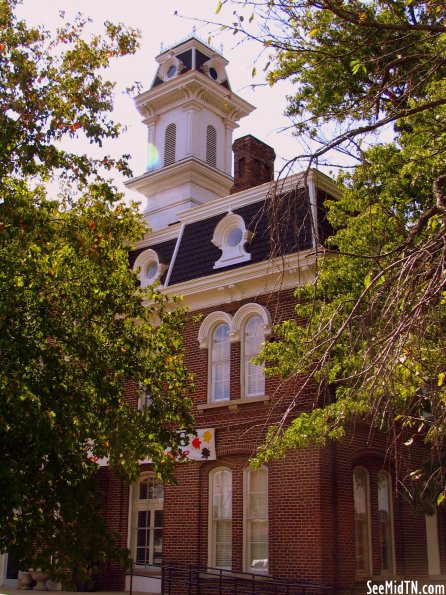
15,0,319,203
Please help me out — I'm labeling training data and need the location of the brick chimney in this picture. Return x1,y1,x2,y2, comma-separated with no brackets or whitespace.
230,135,276,194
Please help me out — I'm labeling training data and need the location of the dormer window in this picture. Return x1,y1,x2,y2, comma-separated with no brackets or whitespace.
212,213,252,269
133,249,168,288
166,65,176,79
159,54,184,82
202,57,227,84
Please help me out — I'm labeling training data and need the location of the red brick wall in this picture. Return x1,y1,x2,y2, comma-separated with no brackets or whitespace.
98,287,444,591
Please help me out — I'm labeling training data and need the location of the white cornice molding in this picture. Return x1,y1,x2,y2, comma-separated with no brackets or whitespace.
134,70,254,121
136,222,182,248
125,157,233,198
162,249,316,311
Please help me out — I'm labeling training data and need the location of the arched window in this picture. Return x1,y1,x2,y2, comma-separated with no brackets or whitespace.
232,304,271,398
210,323,230,402
164,123,176,166
244,466,268,573
206,125,217,168
131,474,164,568
243,315,265,397
378,471,394,574
209,468,232,569
353,467,371,575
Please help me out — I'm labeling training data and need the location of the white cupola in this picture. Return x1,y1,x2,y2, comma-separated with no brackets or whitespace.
125,37,255,230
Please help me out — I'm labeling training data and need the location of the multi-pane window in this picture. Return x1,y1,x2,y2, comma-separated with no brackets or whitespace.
206,125,217,168
164,123,176,166
210,468,232,569
378,471,394,574
244,315,265,397
353,467,371,575
132,475,164,567
211,323,230,402
245,467,268,572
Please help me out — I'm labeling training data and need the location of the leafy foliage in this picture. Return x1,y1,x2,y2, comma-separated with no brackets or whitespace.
217,0,446,506
0,0,193,582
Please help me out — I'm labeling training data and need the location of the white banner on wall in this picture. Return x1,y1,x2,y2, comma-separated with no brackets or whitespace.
91,428,216,466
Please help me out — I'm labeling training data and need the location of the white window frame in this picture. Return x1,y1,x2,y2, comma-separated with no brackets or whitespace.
377,470,395,576
209,322,231,403
198,312,233,404
131,474,164,569
243,466,268,574
232,304,272,398
353,466,372,577
212,213,252,269
133,249,168,289
208,467,232,570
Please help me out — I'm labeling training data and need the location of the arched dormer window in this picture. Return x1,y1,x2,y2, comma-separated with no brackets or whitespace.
212,213,252,269
206,125,217,168
164,123,176,166
133,249,168,288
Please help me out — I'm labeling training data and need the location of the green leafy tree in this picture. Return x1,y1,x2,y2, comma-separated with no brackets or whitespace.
216,0,446,506
0,0,193,582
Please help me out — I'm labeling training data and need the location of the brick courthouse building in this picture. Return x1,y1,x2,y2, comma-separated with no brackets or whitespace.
92,37,446,594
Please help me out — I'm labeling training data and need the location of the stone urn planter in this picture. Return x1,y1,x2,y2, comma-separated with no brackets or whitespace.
19,571,33,590
29,569,49,591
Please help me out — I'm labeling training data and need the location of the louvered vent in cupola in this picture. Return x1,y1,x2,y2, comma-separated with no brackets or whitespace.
164,123,176,166
206,125,217,168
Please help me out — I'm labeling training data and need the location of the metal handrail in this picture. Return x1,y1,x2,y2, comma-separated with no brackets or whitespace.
161,562,335,595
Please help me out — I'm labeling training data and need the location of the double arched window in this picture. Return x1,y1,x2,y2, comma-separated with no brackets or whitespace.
208,466,268,573
198,305,271,403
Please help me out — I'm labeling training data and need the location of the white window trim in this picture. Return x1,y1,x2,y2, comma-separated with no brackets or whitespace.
198,312,233,350
209,322,231,403
133,249,168,288
201,57,227,84
243,466,268,574
159,54,184,82
208,467,232,570
198,306,271,403
233,304,271,399
212,213,252,270
130,473,164,569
